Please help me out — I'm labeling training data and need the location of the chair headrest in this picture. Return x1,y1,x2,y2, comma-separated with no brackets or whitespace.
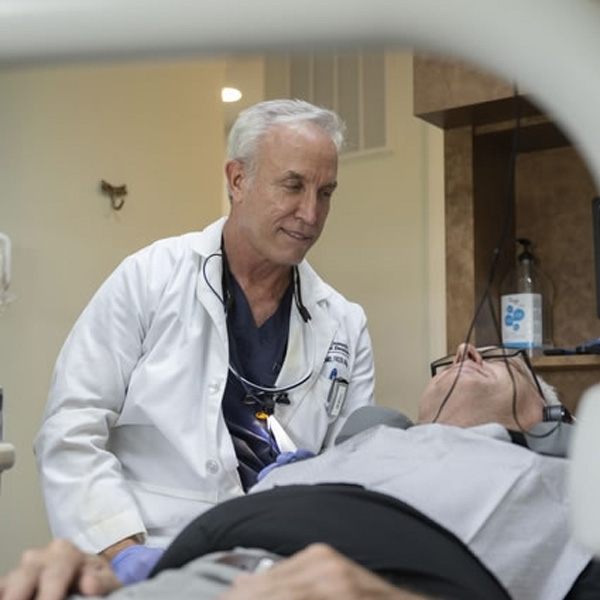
523,421,574,458
335,406,574,459
335,406,414,445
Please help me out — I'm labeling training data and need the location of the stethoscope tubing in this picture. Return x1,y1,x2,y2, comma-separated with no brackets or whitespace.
202,251,316,396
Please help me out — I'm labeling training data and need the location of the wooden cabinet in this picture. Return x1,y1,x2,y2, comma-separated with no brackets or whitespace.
414,54,600,410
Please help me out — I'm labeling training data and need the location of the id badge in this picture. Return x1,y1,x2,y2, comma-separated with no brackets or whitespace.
327,378,349,418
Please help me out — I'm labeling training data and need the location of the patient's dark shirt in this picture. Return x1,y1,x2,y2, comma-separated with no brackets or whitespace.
151,484,510,600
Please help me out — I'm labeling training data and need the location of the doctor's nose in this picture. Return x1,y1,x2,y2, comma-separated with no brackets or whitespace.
453,343,483,367
294,192,319,226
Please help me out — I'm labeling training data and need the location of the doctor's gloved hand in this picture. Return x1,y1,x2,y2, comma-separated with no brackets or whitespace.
257,449,316,482
110,545,165,585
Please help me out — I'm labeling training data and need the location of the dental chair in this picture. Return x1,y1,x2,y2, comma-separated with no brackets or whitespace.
0,441,15,494
0,385,15,494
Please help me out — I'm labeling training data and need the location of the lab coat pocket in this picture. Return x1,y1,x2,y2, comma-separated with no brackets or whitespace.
275,328,354,451
305,367,350,421
282,370,346,452
320,339,352,419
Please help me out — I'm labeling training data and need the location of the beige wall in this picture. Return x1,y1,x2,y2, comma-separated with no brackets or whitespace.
0,59,226,568
0,51,445,570
309,52,445,415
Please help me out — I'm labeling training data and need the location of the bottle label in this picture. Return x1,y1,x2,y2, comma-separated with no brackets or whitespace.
501,293,543,348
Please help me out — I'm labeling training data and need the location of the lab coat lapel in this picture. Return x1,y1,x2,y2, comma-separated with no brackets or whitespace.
191,218,229,345
276,261,337,403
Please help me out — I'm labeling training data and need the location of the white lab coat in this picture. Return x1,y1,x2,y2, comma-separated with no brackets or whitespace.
34,217,375,553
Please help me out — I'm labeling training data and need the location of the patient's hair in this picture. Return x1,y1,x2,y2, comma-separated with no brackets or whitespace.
538,374,560,406
227,99,346,173
504,351,560,407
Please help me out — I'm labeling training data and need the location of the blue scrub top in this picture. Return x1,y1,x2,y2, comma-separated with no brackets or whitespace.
221,274,293,490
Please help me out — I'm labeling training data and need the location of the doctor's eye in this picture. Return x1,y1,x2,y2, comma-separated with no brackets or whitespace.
281,175,305,194
284,182,304,193
318,184,337,202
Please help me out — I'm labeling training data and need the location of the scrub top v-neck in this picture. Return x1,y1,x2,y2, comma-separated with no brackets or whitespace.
221,273,293,490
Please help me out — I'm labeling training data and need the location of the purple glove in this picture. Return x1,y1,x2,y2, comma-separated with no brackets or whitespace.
257,449,316,482
110,545,165,585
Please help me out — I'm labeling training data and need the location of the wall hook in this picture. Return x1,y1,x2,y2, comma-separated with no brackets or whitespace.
100,180,128,211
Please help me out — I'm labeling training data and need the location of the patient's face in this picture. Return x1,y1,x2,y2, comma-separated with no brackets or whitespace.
418,344,544,429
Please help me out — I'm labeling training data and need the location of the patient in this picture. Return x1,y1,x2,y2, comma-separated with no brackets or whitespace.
1,344,597,600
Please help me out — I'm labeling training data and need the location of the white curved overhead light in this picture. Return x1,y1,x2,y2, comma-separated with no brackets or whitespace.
221,87,242,103
1,1,599,188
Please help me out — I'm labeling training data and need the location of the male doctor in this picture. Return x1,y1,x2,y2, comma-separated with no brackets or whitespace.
34,99,375,583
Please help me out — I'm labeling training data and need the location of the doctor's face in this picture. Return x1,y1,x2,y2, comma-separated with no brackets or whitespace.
226,121,338,268
418,344,544,429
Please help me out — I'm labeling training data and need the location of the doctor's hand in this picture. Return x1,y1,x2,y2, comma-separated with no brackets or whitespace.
257,449,316,482
218,544,432,600
110,545,165,585
0,539,121,600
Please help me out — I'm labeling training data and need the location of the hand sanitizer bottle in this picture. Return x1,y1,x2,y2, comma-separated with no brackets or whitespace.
500,238,554,356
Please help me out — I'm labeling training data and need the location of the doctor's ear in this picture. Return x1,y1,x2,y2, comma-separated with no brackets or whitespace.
225,159,248,203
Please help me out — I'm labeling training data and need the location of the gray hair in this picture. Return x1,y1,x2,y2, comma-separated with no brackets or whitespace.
537,374,561,406
227,99,346,171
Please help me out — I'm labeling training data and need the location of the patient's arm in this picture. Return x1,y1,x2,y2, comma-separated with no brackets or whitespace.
0,539,121,600
219,544,433,600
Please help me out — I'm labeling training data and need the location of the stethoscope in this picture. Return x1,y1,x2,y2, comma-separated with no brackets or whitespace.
201,242,316,418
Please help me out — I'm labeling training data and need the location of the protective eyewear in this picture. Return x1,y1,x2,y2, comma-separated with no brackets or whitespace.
430,346,546,401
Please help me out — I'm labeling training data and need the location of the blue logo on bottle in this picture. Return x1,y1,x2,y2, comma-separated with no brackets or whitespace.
504,304,526,331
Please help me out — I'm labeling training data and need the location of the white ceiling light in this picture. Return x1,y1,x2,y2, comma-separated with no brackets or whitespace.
221,87,242,103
